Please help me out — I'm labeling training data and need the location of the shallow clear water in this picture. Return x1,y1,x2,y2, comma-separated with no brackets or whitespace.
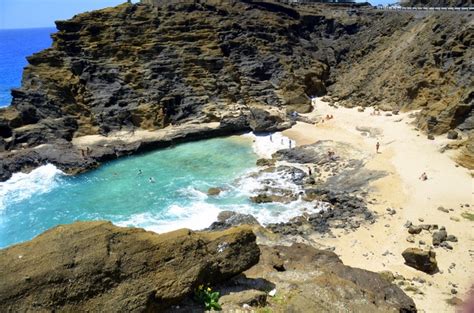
0,136,259,247
0,27,55,107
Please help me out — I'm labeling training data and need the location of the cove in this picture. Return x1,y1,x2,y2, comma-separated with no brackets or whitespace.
0,136,258,248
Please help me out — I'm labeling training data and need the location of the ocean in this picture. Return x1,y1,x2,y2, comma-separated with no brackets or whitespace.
0,27,55,107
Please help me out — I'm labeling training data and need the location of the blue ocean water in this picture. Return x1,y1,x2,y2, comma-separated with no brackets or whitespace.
0,27,55,107
0,136,261,247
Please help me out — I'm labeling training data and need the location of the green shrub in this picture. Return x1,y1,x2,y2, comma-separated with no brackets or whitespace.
195,285,222,311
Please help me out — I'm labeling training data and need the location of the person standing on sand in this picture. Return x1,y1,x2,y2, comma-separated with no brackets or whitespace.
308,167,312,176
289,139,292,149
376,141,380,153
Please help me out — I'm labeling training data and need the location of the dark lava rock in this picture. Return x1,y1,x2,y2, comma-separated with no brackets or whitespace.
256,158,275,167
207,211,260,231
447,130,458,139
402,248,438,274
408,225,423,234
243,244,417,312
0,221,260,312
432,229,448,246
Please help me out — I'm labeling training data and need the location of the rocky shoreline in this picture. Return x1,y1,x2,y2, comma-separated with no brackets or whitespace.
1,1,472,181
0,220,417,312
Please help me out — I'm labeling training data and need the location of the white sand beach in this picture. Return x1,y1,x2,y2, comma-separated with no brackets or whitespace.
283,98,473,313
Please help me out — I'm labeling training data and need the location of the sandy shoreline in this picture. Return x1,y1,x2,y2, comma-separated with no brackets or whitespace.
283,98,473,313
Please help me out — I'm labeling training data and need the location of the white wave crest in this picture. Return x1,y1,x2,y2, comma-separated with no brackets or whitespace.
0,164,64,212
115,201,221,234
243,132,294,158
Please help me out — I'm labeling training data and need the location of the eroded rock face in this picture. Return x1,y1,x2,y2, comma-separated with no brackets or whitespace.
0,2,472,178
0,221,260,312
328,12,473,135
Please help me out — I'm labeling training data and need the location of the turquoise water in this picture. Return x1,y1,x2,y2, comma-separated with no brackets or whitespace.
0,136,260,248
0,27,55,107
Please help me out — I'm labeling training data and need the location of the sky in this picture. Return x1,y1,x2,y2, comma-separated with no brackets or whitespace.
0,0,138,29
0,0,394,30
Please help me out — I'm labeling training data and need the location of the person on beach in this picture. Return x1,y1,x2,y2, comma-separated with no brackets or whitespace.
419,172,428,181
376,141,380,153
307,167,312,176
270,135,273,142
289,139,292,149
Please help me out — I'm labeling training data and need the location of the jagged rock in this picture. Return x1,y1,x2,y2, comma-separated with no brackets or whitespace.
243,244,417,312
408,225,423,234
256,158,275,167
207,211,260,231
432,229,448,246
0,221,260,312
402,248,438,274
250,193,296,204
447,130,459,140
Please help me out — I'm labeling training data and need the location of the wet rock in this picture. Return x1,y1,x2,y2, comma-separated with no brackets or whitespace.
0,221,260,312
402,248,438,274
256,158,275,167
207,187,222,196
207,211,260,231
250,193,296,204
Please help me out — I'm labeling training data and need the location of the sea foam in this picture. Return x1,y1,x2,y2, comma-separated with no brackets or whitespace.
0,164,64,212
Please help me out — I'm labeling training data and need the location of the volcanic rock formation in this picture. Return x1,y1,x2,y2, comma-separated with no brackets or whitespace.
0,1,472,179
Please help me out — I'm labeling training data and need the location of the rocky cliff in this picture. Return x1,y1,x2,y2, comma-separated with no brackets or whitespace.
0,1,472,179
0,221,416,312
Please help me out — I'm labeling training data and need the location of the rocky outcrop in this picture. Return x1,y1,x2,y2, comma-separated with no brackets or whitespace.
1,2,472,179
220,244,417,312
0,221,259,312
206,210,260,231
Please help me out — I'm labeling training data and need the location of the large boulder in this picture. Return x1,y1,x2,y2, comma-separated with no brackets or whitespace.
402,247,438,274
245,244,417,312
0,221,260,312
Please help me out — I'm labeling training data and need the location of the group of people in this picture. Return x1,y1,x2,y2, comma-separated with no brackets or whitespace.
137,169,156,183
80,147,92,158
370,108,382,116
